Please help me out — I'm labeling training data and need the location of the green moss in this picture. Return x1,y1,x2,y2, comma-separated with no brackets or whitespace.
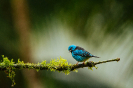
0,55,120,87
0,55,80,86
17,59,24,65
16,59,25,70
41,60,46,66
35,62,41,72
73,69,78,73
86,61,98,71
46,57,73,74
88,67,93,70
1,55,16,86
94,66,98,69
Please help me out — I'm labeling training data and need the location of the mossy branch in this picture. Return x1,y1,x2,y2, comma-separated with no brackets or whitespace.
0,58,120,71
0,55,120,87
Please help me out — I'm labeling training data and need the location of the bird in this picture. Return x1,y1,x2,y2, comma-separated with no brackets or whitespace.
68,45,99,65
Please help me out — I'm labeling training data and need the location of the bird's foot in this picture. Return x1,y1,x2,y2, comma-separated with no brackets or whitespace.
76,62,79,65
82,62,85,64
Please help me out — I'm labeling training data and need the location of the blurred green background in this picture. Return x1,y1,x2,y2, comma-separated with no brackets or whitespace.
0,0,133,88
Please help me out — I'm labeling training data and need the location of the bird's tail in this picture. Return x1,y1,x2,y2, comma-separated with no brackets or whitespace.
92,55,100,58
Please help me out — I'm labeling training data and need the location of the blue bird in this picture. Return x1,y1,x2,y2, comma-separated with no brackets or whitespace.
68,45,99,65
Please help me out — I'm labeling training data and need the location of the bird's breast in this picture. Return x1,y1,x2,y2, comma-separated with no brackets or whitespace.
72,53,89,62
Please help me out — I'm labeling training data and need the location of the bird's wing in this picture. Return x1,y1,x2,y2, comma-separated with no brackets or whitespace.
73,50,93,57
75,46,85,50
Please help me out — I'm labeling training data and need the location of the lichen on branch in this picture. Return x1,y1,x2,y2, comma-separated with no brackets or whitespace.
0,55,120,87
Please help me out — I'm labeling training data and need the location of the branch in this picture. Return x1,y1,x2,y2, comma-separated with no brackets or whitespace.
0,58,120,71
57,58,120,71
0,56,120,87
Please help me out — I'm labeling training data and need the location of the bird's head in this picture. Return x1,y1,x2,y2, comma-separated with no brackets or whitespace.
68,45,77,53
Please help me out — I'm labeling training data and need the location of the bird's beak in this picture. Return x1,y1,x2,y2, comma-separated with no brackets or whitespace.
69,50,72,52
